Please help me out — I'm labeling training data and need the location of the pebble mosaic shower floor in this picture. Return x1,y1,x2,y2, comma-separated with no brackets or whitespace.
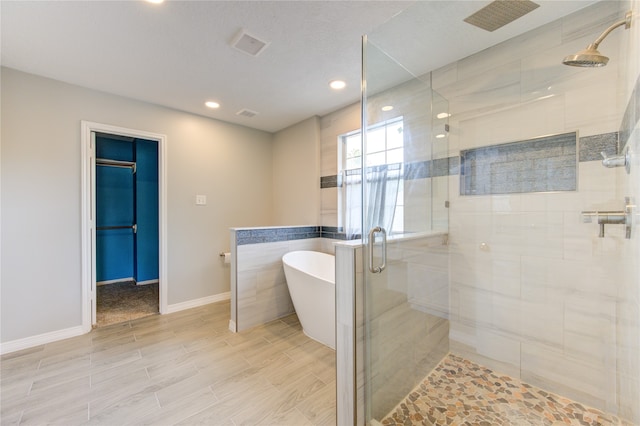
381,354,631,426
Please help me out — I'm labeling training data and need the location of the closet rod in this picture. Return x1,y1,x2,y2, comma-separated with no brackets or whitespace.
96,158,136,173
97,224,138,233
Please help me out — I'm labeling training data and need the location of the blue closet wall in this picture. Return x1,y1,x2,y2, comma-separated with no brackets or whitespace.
96,135,158,283
135,140,159,282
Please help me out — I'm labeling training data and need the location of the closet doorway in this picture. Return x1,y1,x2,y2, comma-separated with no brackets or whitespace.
81,121,167,331
95,133,159,326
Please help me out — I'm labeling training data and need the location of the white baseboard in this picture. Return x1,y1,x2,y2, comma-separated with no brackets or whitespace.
97,277,135,286
97,278,159,286
0,325,85,355
165,292,230,314
229,319,237,332
136,279,159,286
2,293,230,355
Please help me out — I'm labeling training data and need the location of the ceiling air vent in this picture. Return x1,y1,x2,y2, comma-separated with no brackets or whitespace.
231,29,269,57
236,108,259,118
464,0,540,32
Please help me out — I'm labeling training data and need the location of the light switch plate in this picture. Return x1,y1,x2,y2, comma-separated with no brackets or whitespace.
196,195,207,205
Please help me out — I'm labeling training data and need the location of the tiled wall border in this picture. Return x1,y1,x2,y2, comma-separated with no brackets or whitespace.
620,72,640,150
235,226,320,245
235,225,356,244
320,226,359,240
580,132,619,161
319,131,619,188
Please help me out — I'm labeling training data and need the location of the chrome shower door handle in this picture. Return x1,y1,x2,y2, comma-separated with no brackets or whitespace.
368,226,387,273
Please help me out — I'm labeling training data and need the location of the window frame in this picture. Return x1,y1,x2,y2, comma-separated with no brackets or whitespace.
339,116,404,235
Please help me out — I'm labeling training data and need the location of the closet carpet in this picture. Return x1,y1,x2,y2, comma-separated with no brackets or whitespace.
96,281,159,327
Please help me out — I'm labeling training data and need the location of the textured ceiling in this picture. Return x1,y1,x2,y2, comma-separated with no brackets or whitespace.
1,1,597,133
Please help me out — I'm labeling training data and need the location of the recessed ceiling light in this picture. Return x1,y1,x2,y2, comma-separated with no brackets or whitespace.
329,80,346,90
436,112,451,119
381,105,394,112
205,101,220,109
145,0,164,4
436,134,447,139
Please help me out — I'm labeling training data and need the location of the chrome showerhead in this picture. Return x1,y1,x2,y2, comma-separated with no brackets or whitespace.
562,11,632,68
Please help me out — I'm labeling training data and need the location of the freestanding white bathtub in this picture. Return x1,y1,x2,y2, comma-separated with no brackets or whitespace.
282,251,335,350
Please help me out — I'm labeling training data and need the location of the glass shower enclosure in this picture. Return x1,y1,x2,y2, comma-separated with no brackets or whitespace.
361,33,451,422
360,1,640,425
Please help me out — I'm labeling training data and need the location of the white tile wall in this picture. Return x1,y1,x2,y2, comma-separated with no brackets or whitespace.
319,104,360,229
336,234,449,423
435,0,638,418
335,243,364,426
324,1,639,423
231,235,339,332
616,1,640,421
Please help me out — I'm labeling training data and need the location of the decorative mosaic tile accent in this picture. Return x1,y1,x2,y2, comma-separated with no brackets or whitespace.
321,174,341,188
235,226,320,245
579,132,619,162
619,72,640,149
235,226,359,244
447,156,460,176
460,132,577,195
319,131,618,192
381,354,632,426
321,174,340,189
431,158,452,178
404,161,429,180
403,158,454,180
320,226,359,240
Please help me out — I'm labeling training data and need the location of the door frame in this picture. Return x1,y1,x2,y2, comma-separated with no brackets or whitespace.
81,121,168,331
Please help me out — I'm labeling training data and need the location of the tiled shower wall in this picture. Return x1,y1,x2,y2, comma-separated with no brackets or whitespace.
320,1,638,422
616,0,640,422
432,0,637,419
320,103,360,230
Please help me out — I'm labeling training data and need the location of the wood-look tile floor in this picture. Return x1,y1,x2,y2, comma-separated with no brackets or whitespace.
0,301,336,425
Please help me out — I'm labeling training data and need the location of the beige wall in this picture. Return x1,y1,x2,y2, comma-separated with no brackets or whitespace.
272,116,320,225
1,68,274,343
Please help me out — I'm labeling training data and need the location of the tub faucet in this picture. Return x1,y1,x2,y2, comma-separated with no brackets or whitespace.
581,197,634,239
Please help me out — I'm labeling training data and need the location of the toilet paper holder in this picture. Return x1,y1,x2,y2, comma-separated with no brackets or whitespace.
219,252,231,264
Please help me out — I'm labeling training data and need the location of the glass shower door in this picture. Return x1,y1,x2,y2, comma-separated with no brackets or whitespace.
362,35,450,424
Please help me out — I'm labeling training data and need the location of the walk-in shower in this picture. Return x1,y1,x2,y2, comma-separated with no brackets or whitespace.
358,1,640,425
